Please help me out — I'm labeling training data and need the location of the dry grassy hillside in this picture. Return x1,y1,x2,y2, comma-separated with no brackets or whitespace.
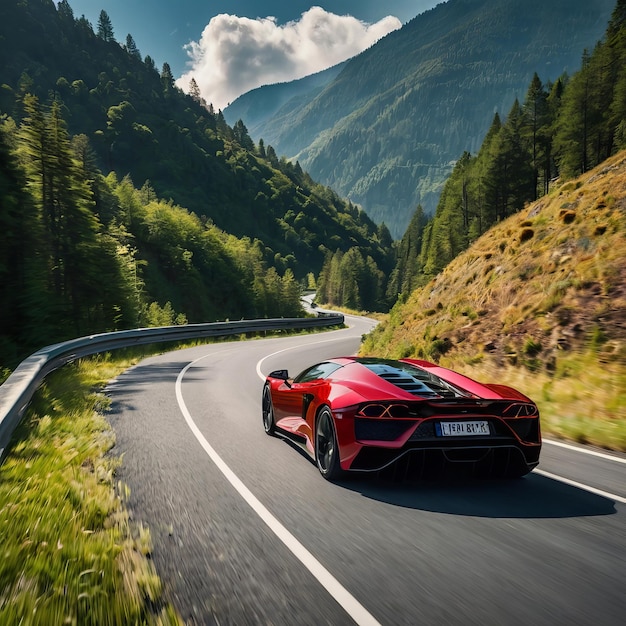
362,151,626,450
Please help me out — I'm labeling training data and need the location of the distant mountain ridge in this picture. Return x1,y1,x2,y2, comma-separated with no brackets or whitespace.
226,0,615,237
223,62,345,134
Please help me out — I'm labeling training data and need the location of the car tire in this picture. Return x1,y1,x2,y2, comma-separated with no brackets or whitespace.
262,383,276,435
315,406,343,481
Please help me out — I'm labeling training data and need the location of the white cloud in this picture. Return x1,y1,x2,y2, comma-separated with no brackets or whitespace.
176,6,401,110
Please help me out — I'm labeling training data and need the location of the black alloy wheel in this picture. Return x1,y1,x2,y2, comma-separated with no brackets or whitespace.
262,383,276,435
315,406,342,480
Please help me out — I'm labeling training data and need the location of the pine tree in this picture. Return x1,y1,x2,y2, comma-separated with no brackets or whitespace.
469,112,502,232
125,34,141,60
339,248,365,310
258,138,266,158
607,0,626,149
18,94,51,250
266,144,279,167
482,101,534,222
545,76,566,178
0,118,45,359
144,55,156,73
377,222,393,251
500,99,535,215
233,119,254,151
97,10,115,42
56,0,74,22
387,205,428,300
161,62,175,93
522,73,550,199
280,268,302,316
189,77,203,104
362,255,385,311
554,50,603,176
421,152,475,277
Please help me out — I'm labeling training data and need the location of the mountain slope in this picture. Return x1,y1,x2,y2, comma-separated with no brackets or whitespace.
0,0,391,280
361,151,626,447
223,62,345,133
240,0,614,237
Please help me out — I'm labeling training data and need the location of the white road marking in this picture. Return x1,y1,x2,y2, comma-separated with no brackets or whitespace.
535,469,626,505
255,333,363,381
543,438,626,464
176,353,382,626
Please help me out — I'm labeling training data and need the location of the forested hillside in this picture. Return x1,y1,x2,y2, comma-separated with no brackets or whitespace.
360,2,626,448
316,0,626,310
0,1,391,274
236,0,614,237
361,149,626,448
0,0,393,368
408,0,626,288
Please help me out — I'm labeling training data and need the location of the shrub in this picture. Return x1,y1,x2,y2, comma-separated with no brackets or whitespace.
523,337,542,356
520,228,534,242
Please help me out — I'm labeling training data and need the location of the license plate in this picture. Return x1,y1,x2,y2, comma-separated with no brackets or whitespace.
437,421,490,436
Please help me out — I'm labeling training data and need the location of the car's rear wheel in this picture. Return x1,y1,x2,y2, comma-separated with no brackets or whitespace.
262,383,276,435
315,406,342,480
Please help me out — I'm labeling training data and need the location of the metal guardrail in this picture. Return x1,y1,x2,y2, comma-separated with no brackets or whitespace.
0,315,344,461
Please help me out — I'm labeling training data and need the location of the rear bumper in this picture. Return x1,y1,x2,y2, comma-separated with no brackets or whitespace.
349,442,539,478
344,416,541,478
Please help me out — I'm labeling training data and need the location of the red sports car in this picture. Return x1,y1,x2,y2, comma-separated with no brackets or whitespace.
262,357,541,480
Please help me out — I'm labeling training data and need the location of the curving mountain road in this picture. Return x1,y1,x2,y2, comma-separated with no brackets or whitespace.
106,315,626,625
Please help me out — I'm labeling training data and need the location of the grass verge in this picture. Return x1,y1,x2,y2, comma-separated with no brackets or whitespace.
0,349,184,626
442,350,626,452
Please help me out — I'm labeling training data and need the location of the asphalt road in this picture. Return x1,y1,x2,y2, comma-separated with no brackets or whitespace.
106,315,626,625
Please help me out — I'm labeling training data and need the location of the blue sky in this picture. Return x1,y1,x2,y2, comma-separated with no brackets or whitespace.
63,1,442,109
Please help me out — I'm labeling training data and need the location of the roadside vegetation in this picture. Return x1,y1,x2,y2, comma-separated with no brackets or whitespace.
0,350,183,625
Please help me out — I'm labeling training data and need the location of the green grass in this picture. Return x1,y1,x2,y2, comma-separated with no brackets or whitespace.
450,350,626,452
0,351,184,626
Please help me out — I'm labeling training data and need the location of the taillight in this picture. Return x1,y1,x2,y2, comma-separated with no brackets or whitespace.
502,403,538,418
357,403,412,418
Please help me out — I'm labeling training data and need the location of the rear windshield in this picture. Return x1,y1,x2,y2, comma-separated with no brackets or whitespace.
361,361,468,398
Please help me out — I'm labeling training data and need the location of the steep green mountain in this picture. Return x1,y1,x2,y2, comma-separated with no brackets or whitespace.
234,0,615,237
0,0,391,280
0,0,395,366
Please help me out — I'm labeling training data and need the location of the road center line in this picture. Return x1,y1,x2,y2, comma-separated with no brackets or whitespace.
176,353,382,626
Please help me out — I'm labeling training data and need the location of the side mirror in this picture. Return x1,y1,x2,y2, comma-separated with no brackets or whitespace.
269,369,290,380
269,369,292,388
